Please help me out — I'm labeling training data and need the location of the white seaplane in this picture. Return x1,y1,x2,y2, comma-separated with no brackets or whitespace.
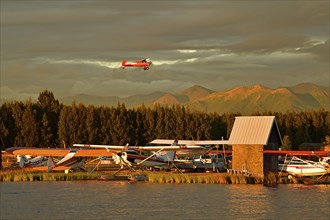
279,156,329,177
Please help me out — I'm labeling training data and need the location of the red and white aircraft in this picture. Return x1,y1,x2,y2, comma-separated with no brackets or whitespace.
5,147,123,172
121,58,152,70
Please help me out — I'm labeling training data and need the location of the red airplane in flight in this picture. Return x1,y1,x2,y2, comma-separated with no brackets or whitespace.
121,58,152,70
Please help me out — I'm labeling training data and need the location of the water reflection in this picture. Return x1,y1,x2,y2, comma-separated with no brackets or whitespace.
224,184,330,220
1,182,329,220
225,185,273,219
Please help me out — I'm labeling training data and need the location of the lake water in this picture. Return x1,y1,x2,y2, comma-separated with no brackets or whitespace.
1,181,329,220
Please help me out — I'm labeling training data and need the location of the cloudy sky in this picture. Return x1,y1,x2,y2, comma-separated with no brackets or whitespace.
1,1,329,101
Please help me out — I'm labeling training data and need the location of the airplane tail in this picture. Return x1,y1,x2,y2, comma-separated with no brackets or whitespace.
69,158,86,171
120,152,132,166
123,143,129,151
113,154,121,165
47,156,56,172
19,155,28,167
122,60,126,67
114,152,132,167
156,151,176,162
56,150,76,166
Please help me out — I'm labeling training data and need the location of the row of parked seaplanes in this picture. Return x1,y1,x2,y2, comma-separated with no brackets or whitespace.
75,139,228,171
279,156,329,177
5,139,229,174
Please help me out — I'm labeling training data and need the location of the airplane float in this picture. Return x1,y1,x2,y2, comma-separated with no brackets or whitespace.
121,58,152,70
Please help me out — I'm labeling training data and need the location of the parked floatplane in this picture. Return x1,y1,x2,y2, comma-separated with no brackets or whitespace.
279,156,330,177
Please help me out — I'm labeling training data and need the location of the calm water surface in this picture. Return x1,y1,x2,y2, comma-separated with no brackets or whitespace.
1,181,329,220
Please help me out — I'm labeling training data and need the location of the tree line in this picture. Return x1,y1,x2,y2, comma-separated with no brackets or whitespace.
1,90,329,150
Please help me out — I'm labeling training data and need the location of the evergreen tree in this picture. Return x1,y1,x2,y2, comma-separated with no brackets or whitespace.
40,113,53,147
1,91,329,149
323,135,330,144
58,105,74,147
86,106,100,143
281,135,292,150
38,90,60,112
0,103,15,149
20,100,39,147
98,106,113,145
38,90,61,146
11,102,26,147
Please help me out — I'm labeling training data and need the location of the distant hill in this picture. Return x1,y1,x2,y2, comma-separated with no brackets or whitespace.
58,83,329,114
123,91,166,107
61,94,121,106
179,85,215,102
61,91,165,107
152,85,214,105
187,85,323,114
148,83,329,114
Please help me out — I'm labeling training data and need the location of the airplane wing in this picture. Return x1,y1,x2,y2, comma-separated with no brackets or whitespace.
73,144,205,152
131,145,205,151
262,150,328,157
150,139,229,145
73,144,125,150
192,140,229,145
5,147,121,157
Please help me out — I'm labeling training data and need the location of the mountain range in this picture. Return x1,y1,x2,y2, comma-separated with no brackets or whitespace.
60,83,329,114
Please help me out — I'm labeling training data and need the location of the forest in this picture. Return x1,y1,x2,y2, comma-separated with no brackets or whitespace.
0,90,329,151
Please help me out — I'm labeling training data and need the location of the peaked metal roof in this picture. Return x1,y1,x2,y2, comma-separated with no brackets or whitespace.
228,116,281,145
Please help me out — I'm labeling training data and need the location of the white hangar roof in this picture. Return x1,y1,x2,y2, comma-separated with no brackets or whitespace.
228,116,282,145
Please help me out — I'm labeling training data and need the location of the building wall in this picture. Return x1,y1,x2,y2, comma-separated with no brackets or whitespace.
265,127,281,173
232,144,264,177
263,153,278,173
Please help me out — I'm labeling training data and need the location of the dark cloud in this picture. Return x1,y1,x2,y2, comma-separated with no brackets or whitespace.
301,39,330,63
1,1,329,101
223,34,310,54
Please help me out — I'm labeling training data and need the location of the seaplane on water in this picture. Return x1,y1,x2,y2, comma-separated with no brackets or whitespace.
5,146,124,172
121,58,152,70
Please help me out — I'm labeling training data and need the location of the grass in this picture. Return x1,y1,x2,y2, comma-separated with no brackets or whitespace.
0,168,102,182
147,172,264,184
1,168,291,184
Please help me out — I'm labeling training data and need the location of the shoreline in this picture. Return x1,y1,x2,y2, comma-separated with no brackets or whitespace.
0,168,300,184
